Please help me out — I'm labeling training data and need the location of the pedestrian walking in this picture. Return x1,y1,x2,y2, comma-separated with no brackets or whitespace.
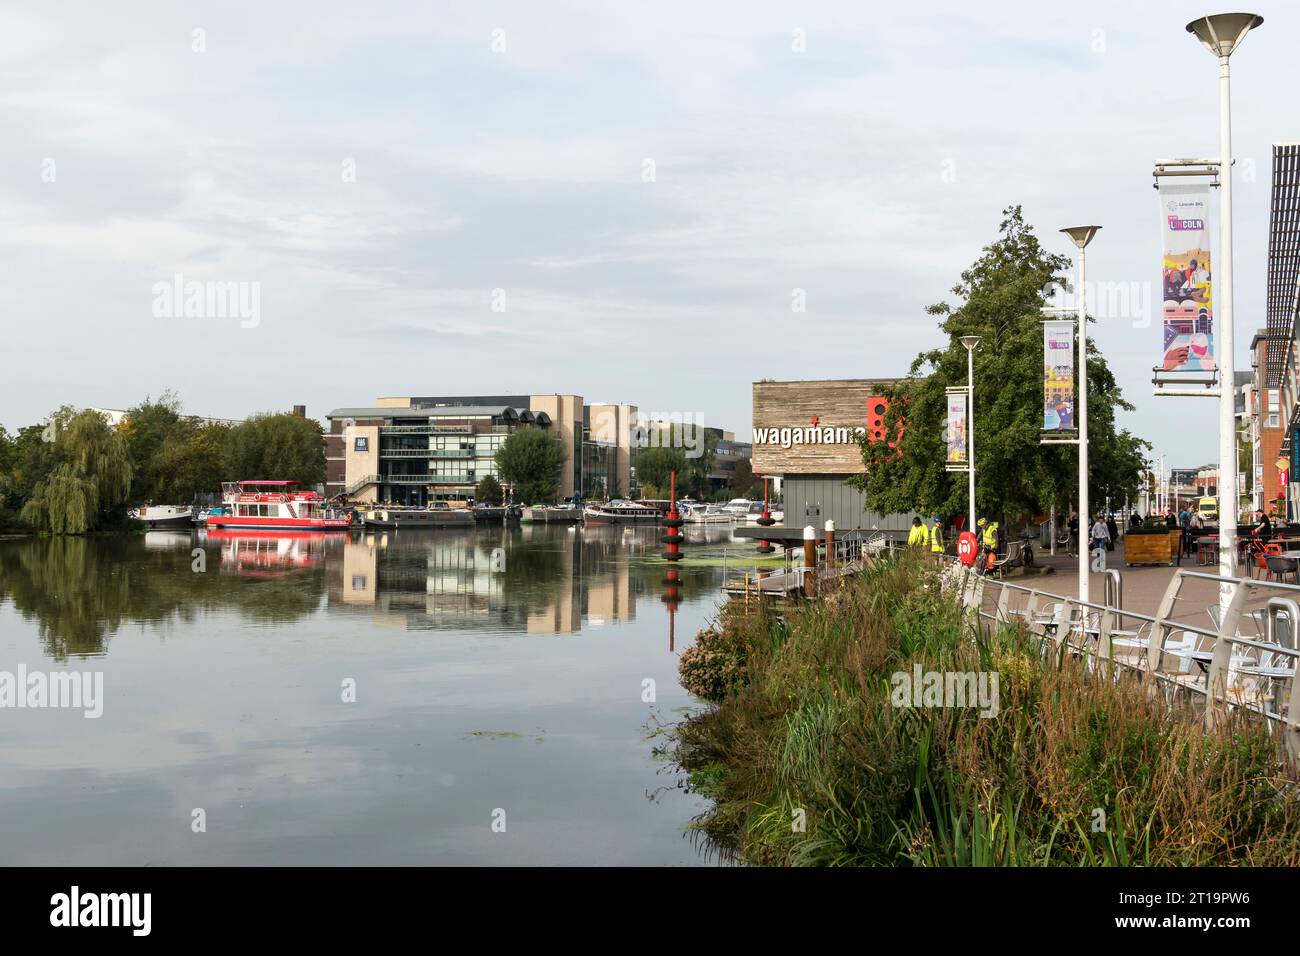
1090,513,1111,572
1067,512,1079,558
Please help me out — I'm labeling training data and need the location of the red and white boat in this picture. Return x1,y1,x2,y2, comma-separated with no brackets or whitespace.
206,481,353,532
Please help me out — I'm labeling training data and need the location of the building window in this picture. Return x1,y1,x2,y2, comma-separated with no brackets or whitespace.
1268,390,1279,428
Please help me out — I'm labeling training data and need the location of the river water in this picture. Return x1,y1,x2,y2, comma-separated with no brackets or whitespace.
0,523,745,865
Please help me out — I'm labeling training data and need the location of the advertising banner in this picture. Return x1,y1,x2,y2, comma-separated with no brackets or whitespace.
1159,183,1214,373
1042,320,1075,431
946,391,968,466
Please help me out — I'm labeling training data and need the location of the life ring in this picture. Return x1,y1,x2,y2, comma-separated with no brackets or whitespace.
279,494,287,503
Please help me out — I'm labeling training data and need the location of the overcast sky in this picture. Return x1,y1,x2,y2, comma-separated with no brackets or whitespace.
2,0,1297,468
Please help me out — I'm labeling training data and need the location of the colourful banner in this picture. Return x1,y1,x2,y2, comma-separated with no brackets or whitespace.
946,391,968,465
1043,320,1075,431
1159,183,1214,372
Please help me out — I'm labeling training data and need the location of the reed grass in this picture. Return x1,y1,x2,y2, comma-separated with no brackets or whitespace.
675,550,1300,866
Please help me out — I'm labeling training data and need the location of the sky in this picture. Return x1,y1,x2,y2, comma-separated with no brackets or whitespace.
1,0,1297,469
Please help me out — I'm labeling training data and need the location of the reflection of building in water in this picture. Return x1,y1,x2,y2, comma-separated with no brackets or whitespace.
328,533,507,629
326,527,646,635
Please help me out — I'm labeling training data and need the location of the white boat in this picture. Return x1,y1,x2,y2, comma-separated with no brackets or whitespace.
129,504,194,530
722,498,755,518
583,500,664,524
681,502,733,524
743,502,784,524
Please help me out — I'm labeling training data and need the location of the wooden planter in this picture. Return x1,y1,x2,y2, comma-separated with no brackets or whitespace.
1124,530,1180,566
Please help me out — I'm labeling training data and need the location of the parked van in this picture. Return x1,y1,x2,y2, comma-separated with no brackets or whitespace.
1197,497,1218,522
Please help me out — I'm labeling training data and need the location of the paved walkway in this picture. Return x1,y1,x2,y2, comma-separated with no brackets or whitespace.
1001,539,1226,620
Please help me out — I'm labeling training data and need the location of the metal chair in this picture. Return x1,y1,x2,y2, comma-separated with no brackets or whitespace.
1265,555,1298,585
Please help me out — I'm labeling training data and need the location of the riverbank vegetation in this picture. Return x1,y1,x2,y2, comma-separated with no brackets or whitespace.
676,552,1300,865
0,392,324,534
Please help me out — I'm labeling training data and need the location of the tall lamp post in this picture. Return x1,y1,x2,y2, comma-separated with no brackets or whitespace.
961,335,981,534
1062,226,1100,604
1186,12,1261,601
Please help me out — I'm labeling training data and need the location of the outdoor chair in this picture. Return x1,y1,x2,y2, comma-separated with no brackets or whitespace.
1265,555,1298,585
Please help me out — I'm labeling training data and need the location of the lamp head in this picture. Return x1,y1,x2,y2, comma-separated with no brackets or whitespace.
1060,225,1101,249
1186,13,1263,57
959,335,981,351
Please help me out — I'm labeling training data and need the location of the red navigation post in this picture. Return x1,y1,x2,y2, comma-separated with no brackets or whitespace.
661,470,684,649
756,476,775,554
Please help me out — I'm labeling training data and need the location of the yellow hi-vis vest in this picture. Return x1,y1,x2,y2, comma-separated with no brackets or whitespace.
982,522,999,549
929,524,945,553
907,523,927,547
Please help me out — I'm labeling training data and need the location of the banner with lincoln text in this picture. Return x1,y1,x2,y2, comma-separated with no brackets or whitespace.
1159,183,1214,373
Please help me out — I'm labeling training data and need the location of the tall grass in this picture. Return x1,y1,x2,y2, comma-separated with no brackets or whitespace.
675,550,1300,866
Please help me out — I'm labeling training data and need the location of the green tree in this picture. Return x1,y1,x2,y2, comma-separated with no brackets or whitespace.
21,408,133,533
682,428,719,499
475,473,504,506
119,391,183,502
633,443,686,500
851,206,1148,523
494,428,567,504
151,421,232,502
726,457,764,499
223,413,325,487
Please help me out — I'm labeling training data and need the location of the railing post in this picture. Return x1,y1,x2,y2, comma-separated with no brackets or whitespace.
1205,578,1252,733
1145,571,1186,675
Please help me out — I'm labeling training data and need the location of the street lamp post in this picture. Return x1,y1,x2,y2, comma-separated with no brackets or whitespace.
961,335,981,535
1062,226,1100,604
1186,12,1262,604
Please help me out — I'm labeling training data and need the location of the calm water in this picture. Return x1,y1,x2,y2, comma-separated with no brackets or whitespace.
0,523,743,865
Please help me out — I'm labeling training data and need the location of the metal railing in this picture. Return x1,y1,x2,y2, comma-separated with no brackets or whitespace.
940,558,1300,763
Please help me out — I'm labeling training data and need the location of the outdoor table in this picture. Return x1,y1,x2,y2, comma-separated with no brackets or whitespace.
1195,535,1217,566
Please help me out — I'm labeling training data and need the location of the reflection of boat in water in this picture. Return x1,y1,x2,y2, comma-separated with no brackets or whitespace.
206,529,324,575
208,481,352,532
142,530,194,549
363,502,475,529
473,504,523,522
583,500,663,525
130,504,194,529
521,504,583,524
680,502,733,524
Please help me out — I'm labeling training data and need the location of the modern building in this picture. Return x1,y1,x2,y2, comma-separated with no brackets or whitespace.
748,377,914,533
1249,143,1300,517
325,394,638,505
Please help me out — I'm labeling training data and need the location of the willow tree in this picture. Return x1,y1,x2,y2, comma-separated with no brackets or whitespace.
21,408,133,533
851,206,1148,522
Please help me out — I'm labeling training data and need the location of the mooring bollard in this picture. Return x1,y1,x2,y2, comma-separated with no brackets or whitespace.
661,471,683,648
824,519,836,570
803,524,817,597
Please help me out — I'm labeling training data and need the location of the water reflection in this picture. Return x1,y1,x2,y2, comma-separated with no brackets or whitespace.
0,524,735,658
0,524,741,865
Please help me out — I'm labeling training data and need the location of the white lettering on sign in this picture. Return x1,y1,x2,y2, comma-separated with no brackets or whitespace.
752,426,867,449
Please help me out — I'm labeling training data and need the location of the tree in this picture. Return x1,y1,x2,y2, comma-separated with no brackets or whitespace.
633,444,686,500
851,206,1148,524
21,408,133,533
682,428,719,499
726,458,764,499
494,428,568,504
223,413,325,487
475,474,504,506
151,421,232,502
118,391,183,502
